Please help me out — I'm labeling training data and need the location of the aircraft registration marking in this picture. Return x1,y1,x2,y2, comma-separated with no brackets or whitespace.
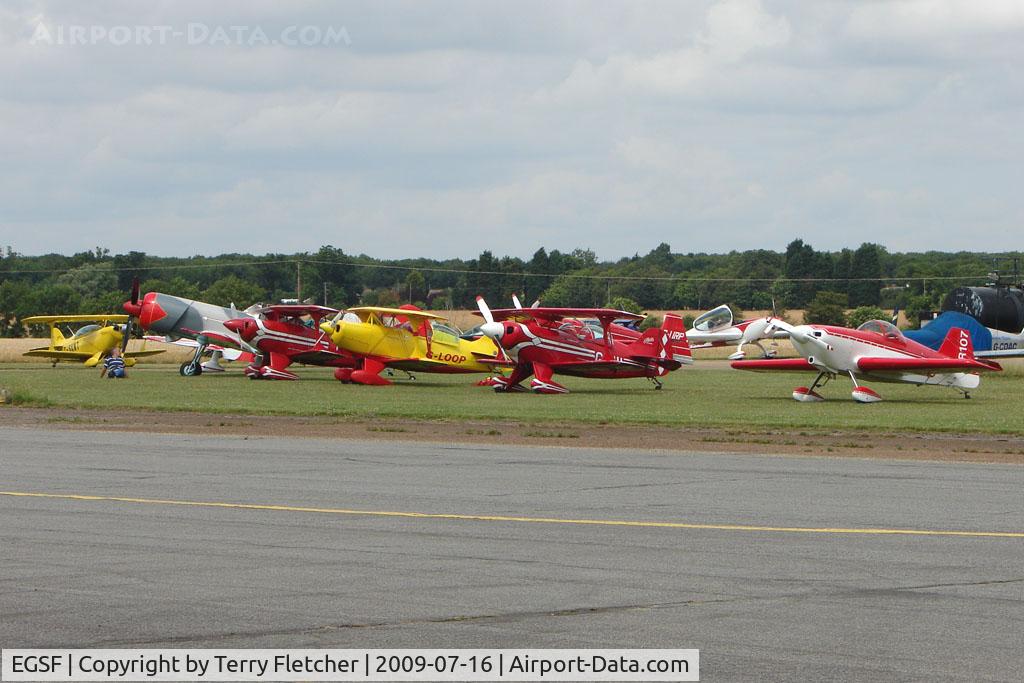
1,491,1021,539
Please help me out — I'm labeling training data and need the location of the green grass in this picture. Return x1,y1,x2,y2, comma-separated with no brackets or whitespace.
0,363,1022,435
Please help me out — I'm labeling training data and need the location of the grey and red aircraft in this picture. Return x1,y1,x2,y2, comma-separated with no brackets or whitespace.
122,279,257,376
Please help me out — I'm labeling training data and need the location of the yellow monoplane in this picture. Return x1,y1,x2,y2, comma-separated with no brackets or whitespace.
319,306,508,385
22,315,164,367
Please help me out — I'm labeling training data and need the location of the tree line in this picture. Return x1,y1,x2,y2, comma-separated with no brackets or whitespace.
0,241,1018,336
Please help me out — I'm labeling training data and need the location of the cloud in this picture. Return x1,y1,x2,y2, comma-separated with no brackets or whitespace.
0,0,1022,259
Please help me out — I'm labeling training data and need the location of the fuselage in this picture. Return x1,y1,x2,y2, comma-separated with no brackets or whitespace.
126,291,249,348
322,318,500,373
495,320,668,378
228,317,353,368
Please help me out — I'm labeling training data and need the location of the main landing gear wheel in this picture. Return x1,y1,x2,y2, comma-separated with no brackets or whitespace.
179,362,202,377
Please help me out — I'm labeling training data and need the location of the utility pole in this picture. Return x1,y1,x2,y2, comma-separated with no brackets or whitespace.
296,261,302,301
323,281,328,306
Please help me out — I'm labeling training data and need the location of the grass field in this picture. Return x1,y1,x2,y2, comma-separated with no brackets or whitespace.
1,361,1022,435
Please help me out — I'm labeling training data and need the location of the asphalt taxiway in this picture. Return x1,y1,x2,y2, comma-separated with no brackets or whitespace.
1,427,1021,681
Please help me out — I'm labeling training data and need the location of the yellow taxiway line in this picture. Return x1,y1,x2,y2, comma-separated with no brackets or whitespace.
1,490,1022,538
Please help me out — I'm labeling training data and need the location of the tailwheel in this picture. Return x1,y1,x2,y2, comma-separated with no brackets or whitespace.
649,377,663,390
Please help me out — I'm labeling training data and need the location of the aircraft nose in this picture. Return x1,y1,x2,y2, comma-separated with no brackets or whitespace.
224,318,252,339
320,321,341,338
480,321,505,341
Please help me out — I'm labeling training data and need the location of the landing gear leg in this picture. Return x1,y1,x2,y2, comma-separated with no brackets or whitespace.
849,371,882,403
793,372,829,402
180,338,207,377
649,377,663,390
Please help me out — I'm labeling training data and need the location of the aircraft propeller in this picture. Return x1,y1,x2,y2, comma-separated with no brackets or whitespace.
475,296,505,341
120,277,141,354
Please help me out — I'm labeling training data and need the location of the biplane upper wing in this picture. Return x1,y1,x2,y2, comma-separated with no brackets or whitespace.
23,314,128,325
483,307,645,324
347,306,448,326
257,304,339,320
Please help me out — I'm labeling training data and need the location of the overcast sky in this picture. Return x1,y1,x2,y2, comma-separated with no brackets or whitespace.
0,0,1021,260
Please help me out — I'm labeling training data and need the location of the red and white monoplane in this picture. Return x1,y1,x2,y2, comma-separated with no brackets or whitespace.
732,318,1001,402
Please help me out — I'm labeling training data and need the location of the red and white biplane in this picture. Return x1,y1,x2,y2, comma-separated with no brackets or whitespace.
223,305,356,380
732,318,1001,402
474,297,692,394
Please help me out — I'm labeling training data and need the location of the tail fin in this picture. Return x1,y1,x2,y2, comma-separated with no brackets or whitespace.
638,315,696,366
50,324,66,347
938,327,974,360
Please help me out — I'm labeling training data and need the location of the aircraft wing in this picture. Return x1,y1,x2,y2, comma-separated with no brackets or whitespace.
731,358,817,372
123,350,165,358
143,335,252,362
258,304,339,319
289,349,355,366
472,353,516,366
23,314,128,325
685,330,743,344
856,357,1001,372
974,348,1024,359
485,307,645,324
347,307,448,325
23,349,95,360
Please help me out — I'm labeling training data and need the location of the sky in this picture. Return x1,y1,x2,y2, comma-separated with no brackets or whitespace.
0,0,1022,260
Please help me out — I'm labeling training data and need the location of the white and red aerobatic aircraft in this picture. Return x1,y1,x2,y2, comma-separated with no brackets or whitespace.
732,318,1001,403
686,304,788,360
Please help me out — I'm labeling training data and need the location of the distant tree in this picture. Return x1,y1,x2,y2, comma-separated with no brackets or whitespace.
0,280,33,336
57,262,117,299
203,275,266,308
846,305,887,329
904,294,937,329
140,277,202,301
805,291,848,326
540,271,604,307
607,296,642,313
30,283,82,316
112,251,146,291
848,243,883,306
404,270,426,303
313,245,359,306
639,314,662,331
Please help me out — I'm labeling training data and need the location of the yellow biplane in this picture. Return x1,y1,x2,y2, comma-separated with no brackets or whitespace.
319,306,508,385
22,315,164,367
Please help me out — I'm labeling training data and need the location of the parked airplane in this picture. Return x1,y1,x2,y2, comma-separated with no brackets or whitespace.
223,304,356,380
318,306,508,385
22,314,164,367
904,311,1024,358
685,304,788,359
474,297,692,393
122,279,257,376
732,318,1001,402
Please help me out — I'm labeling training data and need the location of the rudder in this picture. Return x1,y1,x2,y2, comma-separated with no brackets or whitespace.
661,313,692,364
938,326,974,360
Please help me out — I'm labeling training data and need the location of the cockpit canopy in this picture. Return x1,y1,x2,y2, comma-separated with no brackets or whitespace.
72,324,102,338
857,319,903,340
692,305,733,332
